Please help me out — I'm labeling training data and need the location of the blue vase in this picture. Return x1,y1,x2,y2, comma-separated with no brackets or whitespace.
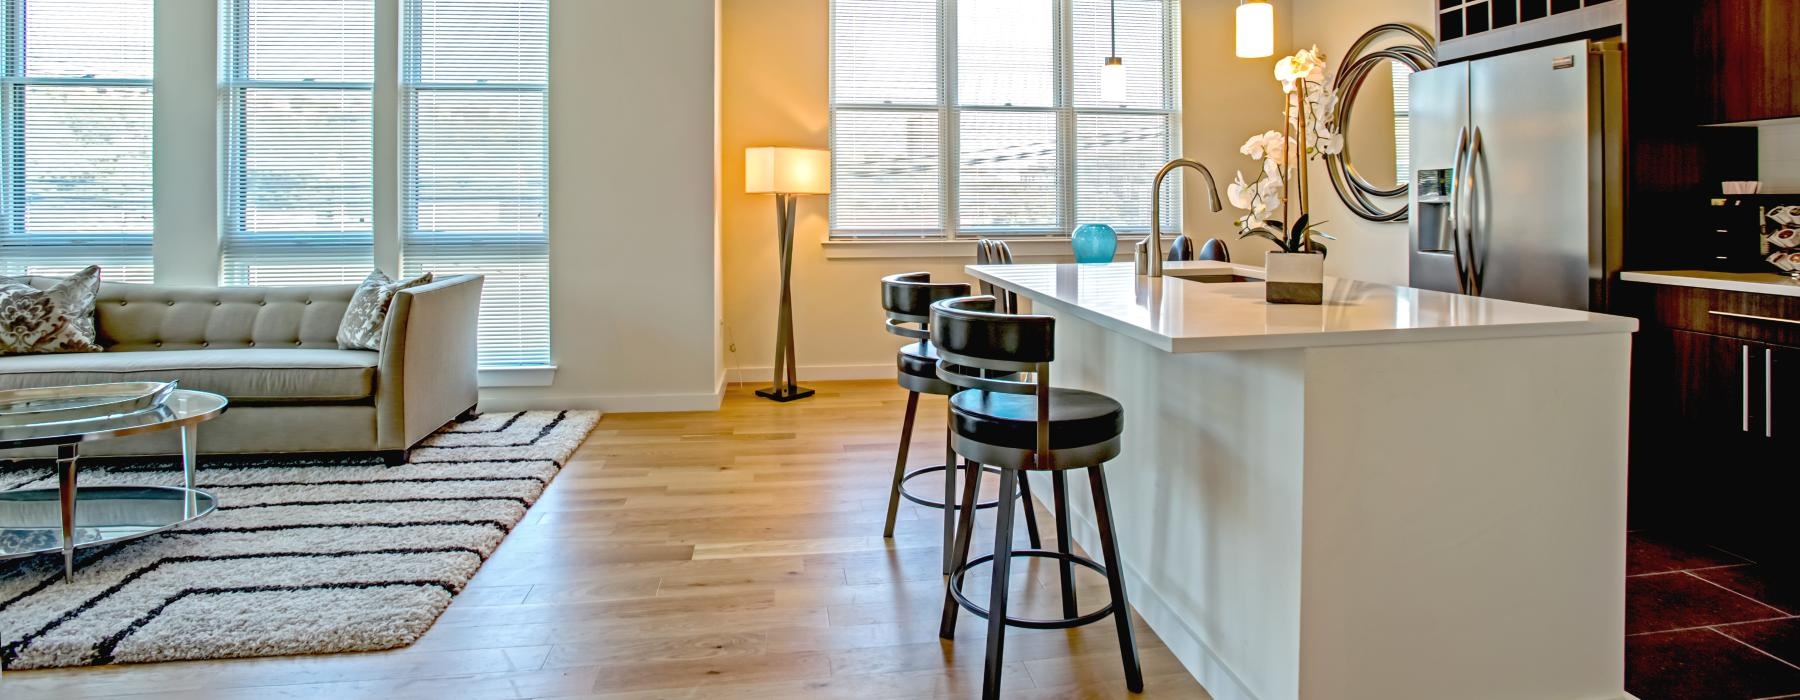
1070,223,1118,264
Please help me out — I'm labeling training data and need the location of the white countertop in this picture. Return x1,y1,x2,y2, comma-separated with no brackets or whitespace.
966,261,1638,353
1620,269,1800,298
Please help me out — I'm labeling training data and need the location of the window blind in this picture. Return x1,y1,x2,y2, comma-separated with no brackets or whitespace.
1392,61,1412,185
0,0,154,283
219,0,374,286
401,0,549,368
829,0,1180,239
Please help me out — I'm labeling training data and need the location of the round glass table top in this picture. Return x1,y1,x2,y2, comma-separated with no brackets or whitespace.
0,390,228,450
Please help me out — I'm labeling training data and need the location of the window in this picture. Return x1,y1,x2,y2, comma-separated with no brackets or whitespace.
829,0,1180,239
0,0,154,282
219,0,374,286
1392,61,1412,186
400,0,549,368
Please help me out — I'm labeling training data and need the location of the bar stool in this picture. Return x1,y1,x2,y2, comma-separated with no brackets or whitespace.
930,294,1141,700
1166,235,1231,262
879,273,1041,575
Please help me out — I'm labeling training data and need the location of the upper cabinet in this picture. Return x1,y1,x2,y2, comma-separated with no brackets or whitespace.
1697,0,1800,125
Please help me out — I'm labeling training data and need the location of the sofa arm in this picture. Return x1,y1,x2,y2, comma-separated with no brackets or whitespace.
375,274,484,451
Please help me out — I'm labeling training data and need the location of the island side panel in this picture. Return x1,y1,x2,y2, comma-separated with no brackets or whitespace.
1040,307,1310,700
1297,333,1632,700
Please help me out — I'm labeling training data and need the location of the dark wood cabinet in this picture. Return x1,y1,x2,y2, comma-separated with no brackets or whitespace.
1696,0,1800,124
1623,282,1799,556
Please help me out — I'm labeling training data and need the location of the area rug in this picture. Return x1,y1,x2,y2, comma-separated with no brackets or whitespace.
0,410,597,670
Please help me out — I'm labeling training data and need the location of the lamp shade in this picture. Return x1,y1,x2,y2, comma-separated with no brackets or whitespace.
1100,56,1127,103
1235,0,1274,59
746,147,831,195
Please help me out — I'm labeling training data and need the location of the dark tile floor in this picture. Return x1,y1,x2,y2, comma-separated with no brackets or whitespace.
1629,531,1800,700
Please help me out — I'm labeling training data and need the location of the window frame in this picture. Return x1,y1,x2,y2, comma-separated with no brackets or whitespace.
217,0,377,286
0,0,156,281
828,0,1182,241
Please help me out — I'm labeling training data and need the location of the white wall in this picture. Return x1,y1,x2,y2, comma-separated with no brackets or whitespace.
1759,122,1800,193
482,0,721,412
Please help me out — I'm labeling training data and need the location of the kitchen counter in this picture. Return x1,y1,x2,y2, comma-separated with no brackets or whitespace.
1621,269,1800,298
968,261,1637,352
973,261,1635,700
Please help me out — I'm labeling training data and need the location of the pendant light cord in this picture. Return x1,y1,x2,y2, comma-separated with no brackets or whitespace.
1109,0,1117,57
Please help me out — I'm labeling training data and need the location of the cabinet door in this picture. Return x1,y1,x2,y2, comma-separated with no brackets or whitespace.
1698,0,1800,123
1668,330,1759,437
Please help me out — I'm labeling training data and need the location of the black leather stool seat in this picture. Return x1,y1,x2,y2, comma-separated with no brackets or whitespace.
950,388,1124,451
897,341,957,395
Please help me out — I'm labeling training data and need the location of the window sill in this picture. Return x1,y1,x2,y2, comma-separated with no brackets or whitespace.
479,365,557,388
821,236,1147,260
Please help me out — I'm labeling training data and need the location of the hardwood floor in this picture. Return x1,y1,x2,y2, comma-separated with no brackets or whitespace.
3,380,1210,699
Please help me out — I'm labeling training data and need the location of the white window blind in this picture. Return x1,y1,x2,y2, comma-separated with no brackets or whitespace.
0,0,154,283
1392,60,1412,186
219,0,374,286
400,0,549,368
830,0,1180,239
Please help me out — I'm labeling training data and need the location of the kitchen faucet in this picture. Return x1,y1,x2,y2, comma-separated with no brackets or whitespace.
1146,158,1224,277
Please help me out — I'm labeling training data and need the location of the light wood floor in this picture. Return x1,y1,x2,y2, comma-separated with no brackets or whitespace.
5,380,1210,699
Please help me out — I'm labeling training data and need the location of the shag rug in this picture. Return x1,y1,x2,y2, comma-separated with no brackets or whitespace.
0,410,597,670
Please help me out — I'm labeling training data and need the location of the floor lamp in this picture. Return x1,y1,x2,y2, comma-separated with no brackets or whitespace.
745,146,830,402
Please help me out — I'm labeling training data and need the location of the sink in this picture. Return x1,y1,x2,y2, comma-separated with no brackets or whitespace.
1165,270,1262,284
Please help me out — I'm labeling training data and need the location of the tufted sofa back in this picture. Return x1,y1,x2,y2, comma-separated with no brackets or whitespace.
24,278,357,352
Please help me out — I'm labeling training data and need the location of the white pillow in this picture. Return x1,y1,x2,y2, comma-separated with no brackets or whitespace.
336,270,433,351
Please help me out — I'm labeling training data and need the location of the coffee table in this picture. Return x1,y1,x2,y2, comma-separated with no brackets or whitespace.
0,390,228,581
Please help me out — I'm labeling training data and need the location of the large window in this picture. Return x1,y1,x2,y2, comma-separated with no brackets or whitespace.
0,0,154,282
829,0,1180,239
219,0,375,286
401,0,549,368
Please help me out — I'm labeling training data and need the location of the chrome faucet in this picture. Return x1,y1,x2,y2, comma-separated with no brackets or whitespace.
1146,158,1224,277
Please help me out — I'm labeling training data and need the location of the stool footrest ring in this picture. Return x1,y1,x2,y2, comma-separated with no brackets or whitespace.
947,549,1116,630
899,463,1009,511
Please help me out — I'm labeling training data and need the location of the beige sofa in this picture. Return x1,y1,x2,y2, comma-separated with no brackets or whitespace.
0,275,484,463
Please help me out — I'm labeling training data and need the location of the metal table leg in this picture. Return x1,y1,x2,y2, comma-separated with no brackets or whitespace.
55,443,79,582
181,423,198,518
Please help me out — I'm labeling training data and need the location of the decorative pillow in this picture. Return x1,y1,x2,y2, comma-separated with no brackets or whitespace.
0,266,104,356
337,270,433,351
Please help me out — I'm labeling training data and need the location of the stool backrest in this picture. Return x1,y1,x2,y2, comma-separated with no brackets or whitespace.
1197,237,1232,262
973,239,1019,313
1167,235,1195,261
882,272,971,340
929,294,1055,468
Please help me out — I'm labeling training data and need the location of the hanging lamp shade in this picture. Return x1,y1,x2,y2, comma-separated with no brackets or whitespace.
1236,0,1274,59
1100,57,1127,103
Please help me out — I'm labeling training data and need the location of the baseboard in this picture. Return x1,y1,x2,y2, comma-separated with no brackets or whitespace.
1023,473,1259,700
724,362,891,384
477,387,722,413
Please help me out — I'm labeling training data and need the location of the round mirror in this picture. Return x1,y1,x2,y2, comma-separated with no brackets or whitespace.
1325,24,1436,222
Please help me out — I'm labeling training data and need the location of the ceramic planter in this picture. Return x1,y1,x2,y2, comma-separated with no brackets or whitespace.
1265,251,1324,304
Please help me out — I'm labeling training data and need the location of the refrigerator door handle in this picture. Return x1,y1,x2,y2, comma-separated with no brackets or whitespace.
1448,126,1470,291
1459,127,1484,296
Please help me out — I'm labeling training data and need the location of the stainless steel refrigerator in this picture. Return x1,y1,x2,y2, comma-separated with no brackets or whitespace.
1407,38,1624,311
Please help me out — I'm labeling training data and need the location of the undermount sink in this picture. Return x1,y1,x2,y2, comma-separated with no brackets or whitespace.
1165,269,1262,284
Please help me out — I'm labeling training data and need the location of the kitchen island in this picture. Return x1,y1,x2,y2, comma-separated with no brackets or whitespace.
966,260,1638,700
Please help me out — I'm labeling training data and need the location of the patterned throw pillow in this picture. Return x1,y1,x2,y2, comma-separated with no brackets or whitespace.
0,266,104,356
337,270,434,351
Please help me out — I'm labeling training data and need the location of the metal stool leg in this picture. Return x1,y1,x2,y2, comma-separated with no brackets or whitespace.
1089,465,1143,693
940,456,985,639
883,391,920,538
1052,471,1078,619
981,468,1020,700
942,407,958,574
1017,472,1042,549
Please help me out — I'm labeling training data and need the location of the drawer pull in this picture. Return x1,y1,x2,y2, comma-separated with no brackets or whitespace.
1743,345,1751,433
1709,310,1800,326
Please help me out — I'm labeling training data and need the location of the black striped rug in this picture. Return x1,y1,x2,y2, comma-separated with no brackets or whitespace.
0,410,597,670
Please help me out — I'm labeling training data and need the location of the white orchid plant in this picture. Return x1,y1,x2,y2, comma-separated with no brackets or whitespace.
1229,45,1342,255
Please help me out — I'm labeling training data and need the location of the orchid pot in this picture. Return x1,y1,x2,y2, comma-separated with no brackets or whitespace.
1265,251,1324,305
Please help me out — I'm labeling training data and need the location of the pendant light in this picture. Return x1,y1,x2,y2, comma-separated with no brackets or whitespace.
1100,0,1127,103
1236,0,1274,59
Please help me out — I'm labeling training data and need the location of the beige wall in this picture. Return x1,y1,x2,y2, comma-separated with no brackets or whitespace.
484,0,722,412
1291,0,1435,285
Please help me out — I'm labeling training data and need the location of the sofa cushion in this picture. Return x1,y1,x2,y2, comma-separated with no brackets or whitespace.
0,348,378,404
1,266,103,356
